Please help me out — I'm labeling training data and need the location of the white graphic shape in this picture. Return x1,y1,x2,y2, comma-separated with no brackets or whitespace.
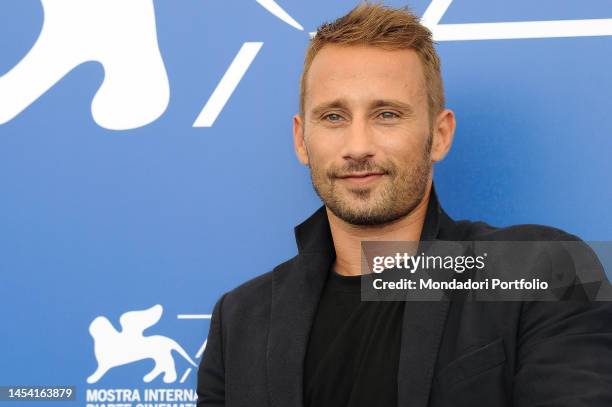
421,0,453,27
422,0,612,41
193,42,263,128
180,368,192,384
177,314,212,319
256,0,304,30
430,18,612,41
0,0,169,130
87,304,197,384
176,313,211,383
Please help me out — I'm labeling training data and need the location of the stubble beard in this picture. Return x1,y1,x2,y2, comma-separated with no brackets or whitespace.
308,135,433,226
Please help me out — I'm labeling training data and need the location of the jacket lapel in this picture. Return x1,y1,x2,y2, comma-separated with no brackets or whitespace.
397,186,455,407
267,206,335,407
397,300,450,406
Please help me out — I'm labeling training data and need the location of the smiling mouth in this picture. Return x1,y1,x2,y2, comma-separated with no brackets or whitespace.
336,172,386,185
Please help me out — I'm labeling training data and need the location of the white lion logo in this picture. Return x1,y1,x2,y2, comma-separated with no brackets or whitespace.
0,0,302,130
87,304,197,383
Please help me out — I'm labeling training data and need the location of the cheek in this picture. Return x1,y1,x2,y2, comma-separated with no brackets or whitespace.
376,128,429,159
305,133,342,165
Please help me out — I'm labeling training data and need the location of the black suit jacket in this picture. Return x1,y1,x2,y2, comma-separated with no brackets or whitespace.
196,187,612,406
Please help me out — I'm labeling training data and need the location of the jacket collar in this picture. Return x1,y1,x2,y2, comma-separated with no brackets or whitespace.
267,183,453,407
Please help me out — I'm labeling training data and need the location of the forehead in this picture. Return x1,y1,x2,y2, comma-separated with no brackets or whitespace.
305,44,427,110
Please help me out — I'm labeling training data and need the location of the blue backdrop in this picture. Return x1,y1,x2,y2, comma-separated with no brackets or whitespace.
1,1,611,405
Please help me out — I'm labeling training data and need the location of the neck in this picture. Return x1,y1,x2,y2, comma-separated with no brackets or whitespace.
327,183,432,277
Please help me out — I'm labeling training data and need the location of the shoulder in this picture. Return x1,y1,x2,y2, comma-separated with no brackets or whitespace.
213,255,299,320
448,217,582,242
451,218,608,296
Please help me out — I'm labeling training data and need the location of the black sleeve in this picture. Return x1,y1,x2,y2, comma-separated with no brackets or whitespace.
513,238,612,406
196,293,228,407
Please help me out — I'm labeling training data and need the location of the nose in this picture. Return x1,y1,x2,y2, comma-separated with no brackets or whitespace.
341,117,376,161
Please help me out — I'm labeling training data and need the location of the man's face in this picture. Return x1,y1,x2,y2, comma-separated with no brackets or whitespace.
294,45,439,226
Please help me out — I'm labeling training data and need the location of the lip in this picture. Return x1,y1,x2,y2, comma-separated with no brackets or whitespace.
337,172,386,185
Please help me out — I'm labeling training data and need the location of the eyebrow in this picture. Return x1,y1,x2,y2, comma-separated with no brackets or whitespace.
310,98,415,118
370,99,415,115
310,99,347,118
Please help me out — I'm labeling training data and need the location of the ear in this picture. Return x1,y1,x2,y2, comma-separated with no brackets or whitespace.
293,114,309,165
430,108,456,163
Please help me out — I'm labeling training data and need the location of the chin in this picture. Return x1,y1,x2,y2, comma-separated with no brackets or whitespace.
333,201,395,225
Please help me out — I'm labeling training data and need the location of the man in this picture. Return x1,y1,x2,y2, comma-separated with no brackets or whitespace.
196,3,612,406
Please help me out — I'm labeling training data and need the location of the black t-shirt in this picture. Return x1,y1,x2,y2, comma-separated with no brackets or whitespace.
303,268,405,407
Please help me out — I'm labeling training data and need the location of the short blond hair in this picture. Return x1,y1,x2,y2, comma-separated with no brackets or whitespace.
299,1,445,122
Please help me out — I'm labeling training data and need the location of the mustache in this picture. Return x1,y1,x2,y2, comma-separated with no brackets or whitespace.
328,160,395,178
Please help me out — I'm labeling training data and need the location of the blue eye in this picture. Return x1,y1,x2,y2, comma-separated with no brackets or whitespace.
324,113,343,122
379,111,399,119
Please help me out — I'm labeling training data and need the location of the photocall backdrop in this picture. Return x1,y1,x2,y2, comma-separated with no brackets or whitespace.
1,0,611,405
